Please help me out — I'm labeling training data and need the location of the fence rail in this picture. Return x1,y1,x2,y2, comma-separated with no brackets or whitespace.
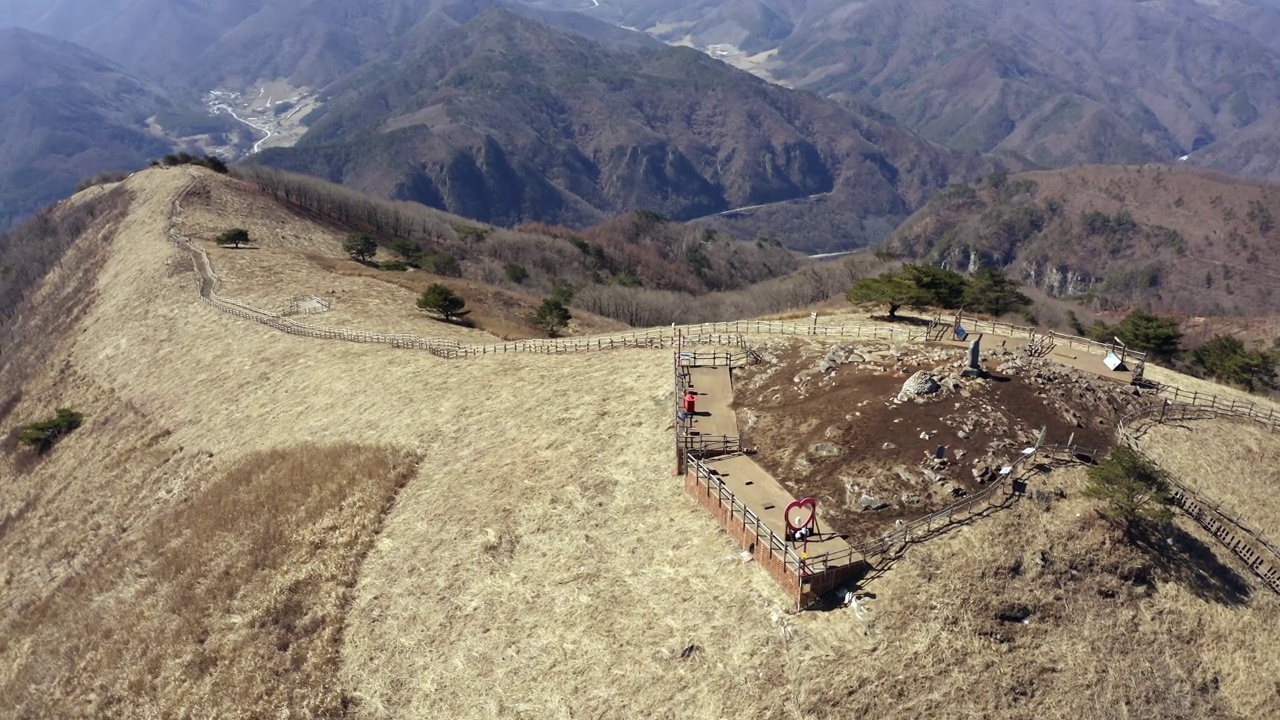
688,456,804,573
1118,398,1280,593
163,184,1147,365
818,442,1095,566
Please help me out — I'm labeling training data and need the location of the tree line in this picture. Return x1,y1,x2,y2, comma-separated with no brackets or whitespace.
847,263,1277,394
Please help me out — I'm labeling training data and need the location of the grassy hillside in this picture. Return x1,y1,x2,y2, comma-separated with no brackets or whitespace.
1,167,1280,717
886,164,1280,317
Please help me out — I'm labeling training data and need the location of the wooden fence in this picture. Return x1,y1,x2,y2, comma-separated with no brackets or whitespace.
687,455,804,574
811,442,1096,569
164,174,1156,367
1118,397,1280,594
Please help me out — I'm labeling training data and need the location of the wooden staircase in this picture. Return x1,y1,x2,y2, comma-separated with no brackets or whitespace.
1169,485,1280,595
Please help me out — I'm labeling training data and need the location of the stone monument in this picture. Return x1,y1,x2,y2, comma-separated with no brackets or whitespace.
961,337,985,378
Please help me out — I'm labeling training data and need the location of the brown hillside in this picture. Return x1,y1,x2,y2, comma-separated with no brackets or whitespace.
2,167,1280,717
887,164,1280,318
256,10,995,253
611,0,1280,182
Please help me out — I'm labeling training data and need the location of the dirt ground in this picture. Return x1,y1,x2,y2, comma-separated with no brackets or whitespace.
735,338,1149,540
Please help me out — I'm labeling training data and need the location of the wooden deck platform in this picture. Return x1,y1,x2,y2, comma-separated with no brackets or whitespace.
702,453,854,569
685,366,740,439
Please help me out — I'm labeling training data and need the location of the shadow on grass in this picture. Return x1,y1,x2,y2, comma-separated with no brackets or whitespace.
1131,521,1252,606
869,314,932,327
428,315,476,329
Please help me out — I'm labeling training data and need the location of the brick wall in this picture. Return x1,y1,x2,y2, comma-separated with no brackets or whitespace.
685,468,801,601
685,467,870,608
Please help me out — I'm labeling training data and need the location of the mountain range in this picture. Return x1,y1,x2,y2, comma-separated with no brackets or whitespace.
250,10,994,251
0,28,177,228
5,0,1280,251
605,0,1280,182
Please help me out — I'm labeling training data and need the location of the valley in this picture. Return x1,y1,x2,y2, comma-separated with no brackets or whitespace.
203,81,321,158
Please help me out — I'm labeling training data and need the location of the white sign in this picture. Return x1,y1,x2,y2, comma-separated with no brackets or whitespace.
1104,352,1123,371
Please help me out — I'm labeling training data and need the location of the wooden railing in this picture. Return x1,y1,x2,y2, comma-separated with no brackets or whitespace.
687,456,804,573
678,434,742,457
956,318,1148,364
807,442,1095,569
1117,398,1280,593
165,175,1160,368
167,181,1148,364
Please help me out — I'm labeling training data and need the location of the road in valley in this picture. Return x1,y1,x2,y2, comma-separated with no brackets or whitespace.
211,103,274,155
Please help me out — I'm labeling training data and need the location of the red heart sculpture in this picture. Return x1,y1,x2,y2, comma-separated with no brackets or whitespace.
785,497,817,531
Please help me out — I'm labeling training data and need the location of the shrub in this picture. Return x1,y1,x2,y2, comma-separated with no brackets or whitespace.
18,408,84,454
1191,335,1277,392
380,260,409,271
961,267,1031,316
1084,446,1173,534
417,283,468,321
505,263,529,284
1066,309,1087,336
1115,311,1182,360
159,152,228,174
422,252,461,278
846,263,966,318
75,170,130,192
215,228,250,248
534,297,572,336
616,266,642,288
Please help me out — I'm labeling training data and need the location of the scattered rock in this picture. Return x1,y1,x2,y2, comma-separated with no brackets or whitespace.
810,442,842,458
881,441,897,450
954,449,968,460
901,493,923,506
824,426,841,439
793,455,813,475
859,494,890,511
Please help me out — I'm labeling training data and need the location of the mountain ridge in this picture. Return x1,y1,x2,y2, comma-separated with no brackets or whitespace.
253,9,999,252
0,28,179,228
608,0,1280,182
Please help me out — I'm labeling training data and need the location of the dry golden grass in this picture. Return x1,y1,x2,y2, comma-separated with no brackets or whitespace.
1139,418,1280,535
347,463,1280,719
1,444,419,718
3,167,1280,719
1144,363,1280,413
178,171,627,340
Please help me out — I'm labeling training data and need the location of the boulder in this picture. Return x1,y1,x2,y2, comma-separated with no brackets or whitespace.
859,494,890,511
897,371,941,402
